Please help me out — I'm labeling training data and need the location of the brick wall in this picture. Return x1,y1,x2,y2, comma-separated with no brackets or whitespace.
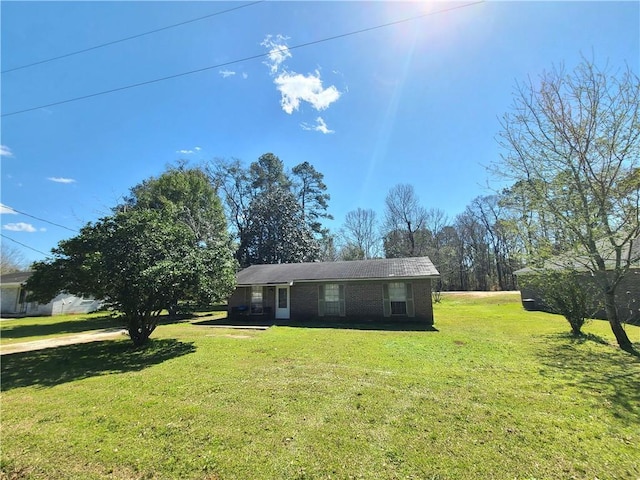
229,279,434,325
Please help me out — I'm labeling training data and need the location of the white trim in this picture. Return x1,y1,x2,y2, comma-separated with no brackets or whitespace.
275,285,290,319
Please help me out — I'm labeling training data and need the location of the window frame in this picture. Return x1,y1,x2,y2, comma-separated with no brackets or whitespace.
250,286,264,314
318,284,346,317
383,282,415,318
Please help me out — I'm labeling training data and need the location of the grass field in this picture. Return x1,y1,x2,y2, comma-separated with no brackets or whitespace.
1,292,639,479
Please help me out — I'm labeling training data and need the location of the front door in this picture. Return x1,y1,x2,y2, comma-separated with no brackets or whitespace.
275,286,290,319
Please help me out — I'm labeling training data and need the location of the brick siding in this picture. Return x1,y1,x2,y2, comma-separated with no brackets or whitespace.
228,279,434,325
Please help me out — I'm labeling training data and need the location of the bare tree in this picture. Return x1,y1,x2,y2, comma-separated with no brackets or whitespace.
496,58,640,351
1,243,29,273
340,208,380,259
383,184,429,257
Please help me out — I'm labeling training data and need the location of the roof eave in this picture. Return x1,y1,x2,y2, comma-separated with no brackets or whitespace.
237,274,440,286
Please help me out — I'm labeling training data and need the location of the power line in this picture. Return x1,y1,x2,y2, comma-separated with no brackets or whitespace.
2,1,484,118
1,234,53,258
2,206,79,233
1,1,265,74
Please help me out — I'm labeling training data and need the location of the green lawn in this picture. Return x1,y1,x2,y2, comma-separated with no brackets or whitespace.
1,293,639,479
0,312,124,345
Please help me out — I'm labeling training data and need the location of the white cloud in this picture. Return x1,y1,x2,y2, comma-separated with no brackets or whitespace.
176,146,202,155
219,69,236,78
0,203,16,214
261,34,292,75
0,145,13,157
48,177,76,184
275,71,341,114
262,34,342,116
301,117,335,134
3,222,36,232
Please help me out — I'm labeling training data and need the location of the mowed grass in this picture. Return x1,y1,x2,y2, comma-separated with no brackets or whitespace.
1,293,639,479
0,312,124,345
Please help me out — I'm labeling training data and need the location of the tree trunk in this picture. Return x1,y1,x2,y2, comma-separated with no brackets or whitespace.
604,290,634,352
127,314,156,347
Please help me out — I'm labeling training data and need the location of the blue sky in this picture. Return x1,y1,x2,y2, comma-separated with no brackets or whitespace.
1,1,638,264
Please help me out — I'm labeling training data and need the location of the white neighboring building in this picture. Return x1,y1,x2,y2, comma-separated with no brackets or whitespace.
0,271,102,317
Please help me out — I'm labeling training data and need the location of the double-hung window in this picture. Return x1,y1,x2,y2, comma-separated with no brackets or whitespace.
388,282,407,315
250,286,264,314
318,284,345,317
324,284,341,316
383,282,415,317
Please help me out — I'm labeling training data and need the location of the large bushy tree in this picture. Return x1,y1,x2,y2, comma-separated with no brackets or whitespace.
27,167,236,346
211,153,330,266
243,189,319,265
496,58,640,351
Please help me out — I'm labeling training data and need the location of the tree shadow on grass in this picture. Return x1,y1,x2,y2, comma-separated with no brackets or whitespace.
537,333,640,424
1,313,207,340
194,316,438,332
0,315,124,340
1,338,196,391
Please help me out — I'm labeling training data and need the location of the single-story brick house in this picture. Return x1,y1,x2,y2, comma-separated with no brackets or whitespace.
227,257,440,325
0,271,102,317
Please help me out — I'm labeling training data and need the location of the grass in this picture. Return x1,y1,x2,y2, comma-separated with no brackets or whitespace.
1,292,639,479
0,311,223,346
0,312,124,345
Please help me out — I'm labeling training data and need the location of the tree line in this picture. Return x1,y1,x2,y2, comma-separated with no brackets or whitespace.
24,58,638,350
208,154,525,293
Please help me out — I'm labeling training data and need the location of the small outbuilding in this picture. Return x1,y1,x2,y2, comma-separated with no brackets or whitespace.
227,257,440,326
515,236,640,323
0,271,102,317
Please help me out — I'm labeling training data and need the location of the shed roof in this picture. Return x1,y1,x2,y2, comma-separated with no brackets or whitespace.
515,235,640,275
236,257,439,286
0,271,32,286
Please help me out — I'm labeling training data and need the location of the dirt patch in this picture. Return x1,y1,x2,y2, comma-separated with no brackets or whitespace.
0,329,128,355
443,291,520,298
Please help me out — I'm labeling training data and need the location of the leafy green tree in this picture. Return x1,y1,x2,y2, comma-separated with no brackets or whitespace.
249,152,291,194
519,269,602,335
121,165,227,245
243,188,319,265
291,161,332,235
496,58,640,351
27,168,236,346
211,154,327,266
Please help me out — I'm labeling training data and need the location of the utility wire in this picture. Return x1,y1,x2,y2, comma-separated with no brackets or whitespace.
1,1,265,74
2,1,484,118
1,234,53,258
2,206,79,233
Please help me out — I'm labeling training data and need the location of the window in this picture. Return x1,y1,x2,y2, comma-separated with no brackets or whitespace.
324,284,341,316
388,282,407,315
278,287,288,309
251,286,263,314
319,284,345,317
383,282,415,317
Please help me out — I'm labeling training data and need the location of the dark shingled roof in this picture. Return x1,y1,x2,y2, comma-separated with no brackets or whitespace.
236,257,439,286
0,271,33,285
